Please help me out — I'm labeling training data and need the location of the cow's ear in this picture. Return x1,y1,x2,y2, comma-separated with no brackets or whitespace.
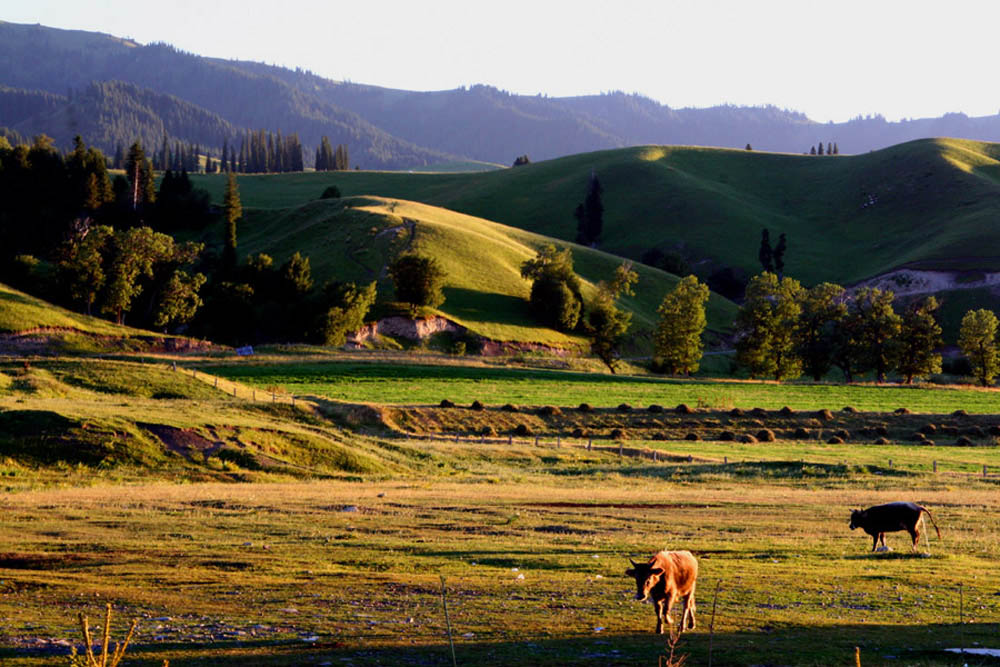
625,568,635,577
649,567,663,575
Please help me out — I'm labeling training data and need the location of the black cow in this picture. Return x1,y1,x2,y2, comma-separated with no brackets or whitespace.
849,502,940,551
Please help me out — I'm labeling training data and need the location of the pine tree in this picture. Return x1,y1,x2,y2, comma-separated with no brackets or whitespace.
221,140,229,172
833,143,839,155
827,142,832,156
818,142,824,155
222,172,241,272
574,172,604,246
758,229,774,273
773,233,787,278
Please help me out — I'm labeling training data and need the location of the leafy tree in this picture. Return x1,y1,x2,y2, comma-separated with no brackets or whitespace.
586,262,638,374
279,251,314,300
897,296,943,384
745,143,753,151
573,173,604,246
958,309,1000,386
654,275,710,375
320,185,341,199
512,155,531,166
389,254,447,311
100,227,180,325
57,225,114,315
851,287,901,383
734,272,803,380
520,245,583,331
222,172,241,271
153,270,207,331
758,229,774,273
796,282,846,381
317,281,377,346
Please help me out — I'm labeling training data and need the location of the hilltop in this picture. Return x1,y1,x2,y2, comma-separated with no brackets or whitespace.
191,139,1000,289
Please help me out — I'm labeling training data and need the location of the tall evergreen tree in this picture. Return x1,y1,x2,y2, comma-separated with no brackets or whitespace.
758,229,774,273
222,172,241,272
773,233,787,278
573,172,604,246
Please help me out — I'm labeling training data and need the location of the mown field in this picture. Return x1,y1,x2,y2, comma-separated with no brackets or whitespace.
206,357,1000,414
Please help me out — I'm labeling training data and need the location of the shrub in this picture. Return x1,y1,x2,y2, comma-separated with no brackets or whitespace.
652,432,668,441
756,428,776,442
842,406,858,413
577,403,593,413
675,403,693,414
610,428,626,440
684,432,700,441
894,407,911,415
480,425,497,437
816,409,834,421
729,408,744,417
827,436,845,444
952,409,969,417
648,404,664,413
738,434,758,444
874,437,891,445
537,405,562,417
440,399,456,408
793,427,810,439
751,407,768,417
320,185,341,199
514,424,531,436
218,448,261,470
718,430,736,441
617,403,633,413
470,400,485,411
501,403,519,412
779,406,794,416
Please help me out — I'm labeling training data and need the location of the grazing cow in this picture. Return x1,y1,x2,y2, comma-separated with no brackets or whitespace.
849,502,941,551
625,550,698,634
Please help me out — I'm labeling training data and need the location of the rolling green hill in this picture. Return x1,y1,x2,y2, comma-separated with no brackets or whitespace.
191,138,1000,288
215,196,737,346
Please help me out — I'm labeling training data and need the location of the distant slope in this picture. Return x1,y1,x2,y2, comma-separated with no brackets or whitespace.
222,196,736,346
192,139,1000,287
0,283,140,335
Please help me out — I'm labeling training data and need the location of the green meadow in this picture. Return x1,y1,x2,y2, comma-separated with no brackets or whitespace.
206,357,1000,414
192,138,1000,287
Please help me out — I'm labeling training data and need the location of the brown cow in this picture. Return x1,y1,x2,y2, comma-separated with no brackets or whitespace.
625,550,698,634
849,502,941,551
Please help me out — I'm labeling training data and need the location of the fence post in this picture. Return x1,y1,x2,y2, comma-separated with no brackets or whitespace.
253,389,256,401
272,391,276,403
618,442,623,457
557,436,561,448
232,386,237,397
724,455,728,465
587,438,592,451
214,377,218,388
455,433,459,443
508,435,512,445
291,396,295,407
933,460,937,473
984,464,988,478
535,436,539,446
888,459,892,468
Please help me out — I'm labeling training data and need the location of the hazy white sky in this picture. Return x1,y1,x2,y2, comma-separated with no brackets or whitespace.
4,0,998,123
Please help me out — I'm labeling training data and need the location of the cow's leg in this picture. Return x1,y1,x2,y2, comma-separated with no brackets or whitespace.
661,591,677,634
909,524,920,550
682,591,697,631
871,533,878,551
654,599,665,634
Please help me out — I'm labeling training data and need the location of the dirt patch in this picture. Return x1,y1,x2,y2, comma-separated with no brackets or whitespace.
0,552,90,569
522,502,722,510
144,424,223,459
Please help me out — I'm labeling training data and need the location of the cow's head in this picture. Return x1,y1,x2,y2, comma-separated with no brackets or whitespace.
625,558,663,602
849,508,866,530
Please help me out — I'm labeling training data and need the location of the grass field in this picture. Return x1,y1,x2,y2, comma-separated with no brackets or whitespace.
2,466,998,666
190,138,1000,287
205,357,1000,414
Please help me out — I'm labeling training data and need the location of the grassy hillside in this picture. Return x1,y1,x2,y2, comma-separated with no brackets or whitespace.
0,283,143,336
212,196,737,346
192,138,1000,287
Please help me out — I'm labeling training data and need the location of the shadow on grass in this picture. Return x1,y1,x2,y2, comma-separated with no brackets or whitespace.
551,459,919,481
15,622,995,666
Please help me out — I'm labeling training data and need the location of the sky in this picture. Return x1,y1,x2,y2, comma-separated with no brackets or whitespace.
3,0,998,123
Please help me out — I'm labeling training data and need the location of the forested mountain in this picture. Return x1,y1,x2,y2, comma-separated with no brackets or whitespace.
7,21,1000,168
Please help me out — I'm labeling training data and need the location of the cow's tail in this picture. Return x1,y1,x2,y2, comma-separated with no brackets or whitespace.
919,505,942,540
